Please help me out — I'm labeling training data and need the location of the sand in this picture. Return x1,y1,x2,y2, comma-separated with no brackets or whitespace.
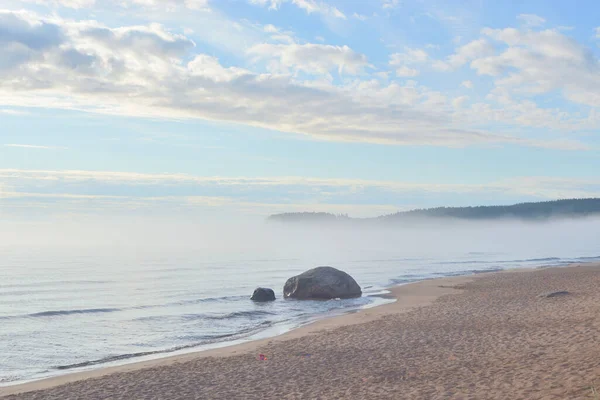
2,263,600,399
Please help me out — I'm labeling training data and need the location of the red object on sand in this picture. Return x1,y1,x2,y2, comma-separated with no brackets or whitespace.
259,354,267,360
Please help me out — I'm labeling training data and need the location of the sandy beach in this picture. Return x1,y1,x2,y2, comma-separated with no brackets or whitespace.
2,263,600,399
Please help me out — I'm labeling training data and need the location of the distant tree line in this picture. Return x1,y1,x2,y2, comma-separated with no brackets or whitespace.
267,198,600,223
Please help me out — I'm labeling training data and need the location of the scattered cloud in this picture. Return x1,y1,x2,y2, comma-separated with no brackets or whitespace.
292,0,346,19
473,27,600,108
382,0,400,10
452,95,469,109
4,144,67,149
249,0,345,19
0,108,29,115
352,12,367,21
18,0,96,8
249,0,283,10
389,47,428,77
461,80,474,89
517,13,546,29
247,43,369,75
2,169,600,217
433,38,495,71
0,10,595,149
395,66,419,77
390,47,428,64
262,23,296,44
19,0,211,10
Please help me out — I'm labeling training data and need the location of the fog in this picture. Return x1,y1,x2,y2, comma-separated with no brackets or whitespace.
1,216,599,263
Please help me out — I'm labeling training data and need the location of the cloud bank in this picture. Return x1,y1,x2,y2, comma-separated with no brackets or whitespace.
1,169,599,218
0,9,594,149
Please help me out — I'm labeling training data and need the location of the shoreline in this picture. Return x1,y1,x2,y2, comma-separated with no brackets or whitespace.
0,271,479,398
3,262,599,399
0,291,394,389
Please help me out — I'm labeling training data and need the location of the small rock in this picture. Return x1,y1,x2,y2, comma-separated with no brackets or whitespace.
251,287,276,302
538,291,570,298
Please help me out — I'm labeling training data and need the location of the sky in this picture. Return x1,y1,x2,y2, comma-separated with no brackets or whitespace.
1,0,600,220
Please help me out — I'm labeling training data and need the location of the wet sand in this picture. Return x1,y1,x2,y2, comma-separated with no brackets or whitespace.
2,263,600,399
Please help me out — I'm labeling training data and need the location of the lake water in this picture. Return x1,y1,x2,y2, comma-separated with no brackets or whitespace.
1,218,599,385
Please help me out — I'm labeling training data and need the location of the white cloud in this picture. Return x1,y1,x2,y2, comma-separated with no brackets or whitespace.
247,43,370,75
2,169,600,211
461,80,473,89
292,0,346,19
263,24,278,33
452,96,469,109
261,24,296,44
517,13,546,28
457,87,595,134
382,0,400,10
249,0,345,19
18,0,210,10
389,47,428,77
19,0,96,8
0,108,29,115
4,144,67,149
470,27,600,108
352,12,367,21
390,47,428,64
249,0,282,9
0,10,592,149
395,66,419,77
434,38,495,71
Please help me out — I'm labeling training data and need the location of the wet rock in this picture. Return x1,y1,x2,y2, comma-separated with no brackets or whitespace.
251,287,276,302
283,266,362,300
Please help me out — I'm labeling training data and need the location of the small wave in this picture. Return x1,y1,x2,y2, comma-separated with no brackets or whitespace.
436,257,562,265
175,295,248,305
575,256,600,261
28,308,121,318
471,268,504,274
390,268,505,285
522,257,561,262
157,294,247,306
54,322,277,371
204,310,276,320
389,277,428,284
0,280,112,290
131,295,248,311
434,260,487,265
352,258,428,263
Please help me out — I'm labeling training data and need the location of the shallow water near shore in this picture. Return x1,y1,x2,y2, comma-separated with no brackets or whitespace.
2,218,600,385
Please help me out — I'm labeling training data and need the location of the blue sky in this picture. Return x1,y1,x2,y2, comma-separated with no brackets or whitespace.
1,0,600,219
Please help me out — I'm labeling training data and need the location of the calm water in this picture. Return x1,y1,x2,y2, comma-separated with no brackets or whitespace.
1,220,600,384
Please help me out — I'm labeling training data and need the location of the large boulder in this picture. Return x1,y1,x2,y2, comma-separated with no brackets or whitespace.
251,287,276,302
283,266,362,300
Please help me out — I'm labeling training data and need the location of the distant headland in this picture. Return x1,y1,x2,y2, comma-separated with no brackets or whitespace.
267,198,600,224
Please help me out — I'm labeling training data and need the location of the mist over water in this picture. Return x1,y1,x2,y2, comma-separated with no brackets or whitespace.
1,216,599,384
